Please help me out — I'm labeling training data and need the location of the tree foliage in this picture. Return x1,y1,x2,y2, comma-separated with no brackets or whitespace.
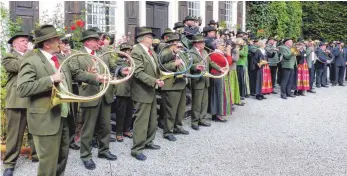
302,1,347,41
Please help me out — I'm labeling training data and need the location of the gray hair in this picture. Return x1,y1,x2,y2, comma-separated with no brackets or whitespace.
212,39,225,49
137,36,145,43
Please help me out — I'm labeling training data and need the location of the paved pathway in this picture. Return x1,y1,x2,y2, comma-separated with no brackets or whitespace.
7,85,347,176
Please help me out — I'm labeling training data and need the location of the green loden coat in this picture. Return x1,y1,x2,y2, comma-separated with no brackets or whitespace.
279,45,296,69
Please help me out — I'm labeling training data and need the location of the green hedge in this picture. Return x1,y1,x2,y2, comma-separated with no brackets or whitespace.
302,1,347,41
246,1,347,41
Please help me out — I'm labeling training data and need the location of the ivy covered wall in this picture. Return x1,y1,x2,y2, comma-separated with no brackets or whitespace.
246,1,347,41
302,1,347,41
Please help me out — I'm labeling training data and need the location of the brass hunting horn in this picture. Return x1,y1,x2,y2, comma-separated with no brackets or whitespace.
50,52,111,108
158,43,194,80
98,50,136,84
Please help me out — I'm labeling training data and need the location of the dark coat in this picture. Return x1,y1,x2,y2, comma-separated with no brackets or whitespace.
332,47,347,66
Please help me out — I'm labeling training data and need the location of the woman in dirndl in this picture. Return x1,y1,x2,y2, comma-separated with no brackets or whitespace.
208,39,233,122
295,42,310,95
262,42,273,95
252,40,268,100
229,39,245,106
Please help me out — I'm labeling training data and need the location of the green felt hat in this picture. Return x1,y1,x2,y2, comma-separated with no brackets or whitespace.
164,33,180,43
80,29,100,42
183,16,195,23
135,27,156,39
8,30,29,44
191,34,205,43
33,25,64,44
161,28,174,39
119,42,133,51
173,22,185,30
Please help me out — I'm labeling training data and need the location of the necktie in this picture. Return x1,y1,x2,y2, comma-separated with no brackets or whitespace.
148,49,153,57
91,50,95,55
51,55,60,69
199,49,203,56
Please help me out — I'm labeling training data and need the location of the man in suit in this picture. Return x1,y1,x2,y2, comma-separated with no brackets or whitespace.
189,34,227,130
183,16,200,36
332,41,346,86
2,31,38,176
203,26,217,52
130,27,164,161
17,25,105,176
265,37,279,93
315,42,331,88
69,29,124,170
279,38,297,99
160,33,190,141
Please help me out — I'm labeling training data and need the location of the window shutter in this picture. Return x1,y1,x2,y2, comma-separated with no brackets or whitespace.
64,1,85,32
205,1,213,24
219,1,226,22
178,1,188,22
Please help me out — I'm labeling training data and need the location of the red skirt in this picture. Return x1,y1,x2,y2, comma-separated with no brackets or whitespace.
262,64,273,94
297,60,310,90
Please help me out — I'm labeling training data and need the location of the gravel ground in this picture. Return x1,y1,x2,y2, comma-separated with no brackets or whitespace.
3,85,347,176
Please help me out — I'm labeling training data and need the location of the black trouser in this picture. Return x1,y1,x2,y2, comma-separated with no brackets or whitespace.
280,68,294,97
329,63,335,83
277,63,282,85
237,65,246,97
270,66,277,88
249,70,257,95
334,66,346,85
309,67,315,90
316,67,327,87
291,66,298,91
115,96,133,135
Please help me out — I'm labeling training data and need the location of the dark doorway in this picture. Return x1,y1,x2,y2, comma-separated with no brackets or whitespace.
146,1,169,35
10,1,39,34
125,1,140,41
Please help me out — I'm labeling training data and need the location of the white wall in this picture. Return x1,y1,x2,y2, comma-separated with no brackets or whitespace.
213,0,219,22
168,0,178,29
231,1,238,31
114,0,125,40
139,1,146,26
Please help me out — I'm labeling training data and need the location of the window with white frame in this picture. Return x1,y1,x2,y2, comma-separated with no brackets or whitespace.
225,1,233,29
187,1,200,18
86,1,116,32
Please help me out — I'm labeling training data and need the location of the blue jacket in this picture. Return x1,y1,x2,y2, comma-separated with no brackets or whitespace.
315,48,329,69
332,47,347,66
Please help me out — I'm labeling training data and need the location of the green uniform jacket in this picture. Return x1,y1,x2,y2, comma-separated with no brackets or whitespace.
130,44,160,103
17,50,97,135
114,56,131,97
56,53,77,119
237,45,248,66
69,47,116,108
1,51,28,108
265,44,279,66
279,45,296,69
189,47,220,90
160,48,187,91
